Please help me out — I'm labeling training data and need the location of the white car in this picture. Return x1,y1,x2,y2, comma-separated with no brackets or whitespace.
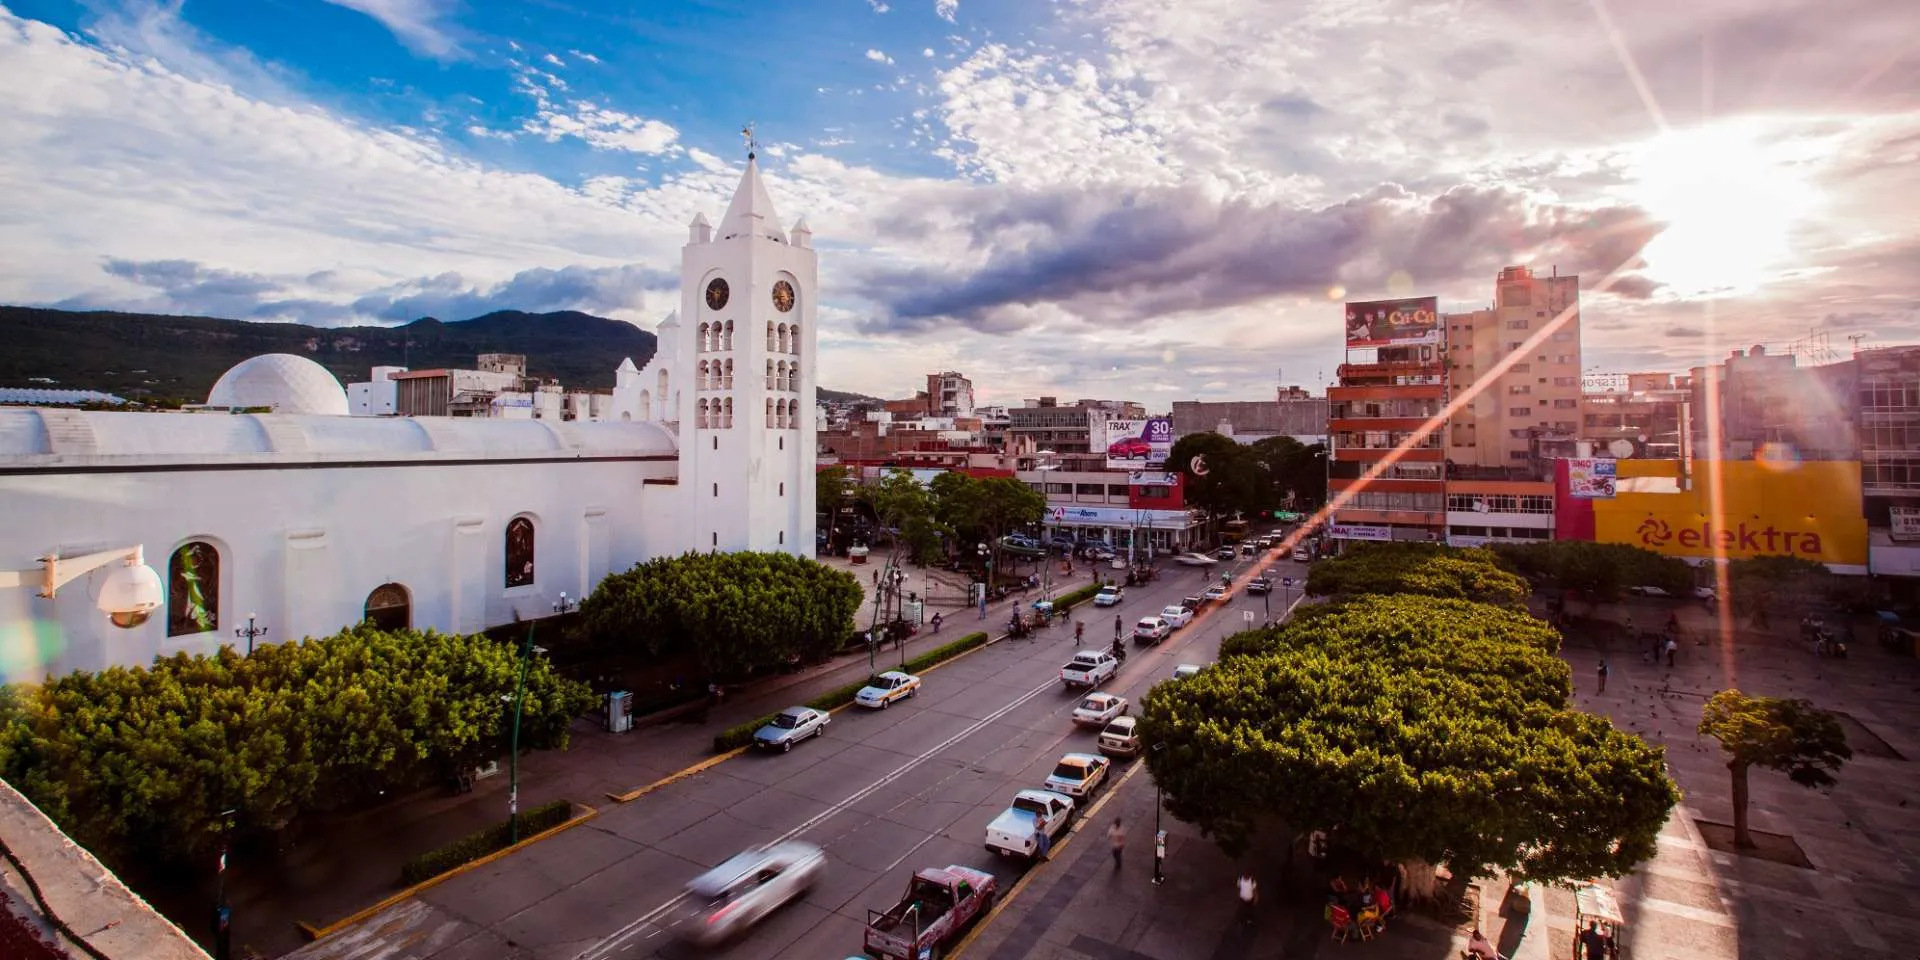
1159,605,1194,628
1093,585,1125,607
1042,752,1112,799
1203,584,1229,602
668,842,827,946
854,671,921,709
1291,547,1313,562
1133,617,1173,643
1172,663,1206,680
1097,716,1142,759
1071,692,1129,727
1174,552,1219,566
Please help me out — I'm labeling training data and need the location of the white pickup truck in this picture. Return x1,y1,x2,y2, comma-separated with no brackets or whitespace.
1060,650,1119,689
984,789,1076,859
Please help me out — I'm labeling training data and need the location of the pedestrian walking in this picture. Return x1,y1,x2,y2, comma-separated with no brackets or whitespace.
1114,613,1123,642
1664,635,1678,668
1596,659,1609,694
1237,873,1258,924
931,612,943,633
1107,818,1126,870
1033,824,1051,862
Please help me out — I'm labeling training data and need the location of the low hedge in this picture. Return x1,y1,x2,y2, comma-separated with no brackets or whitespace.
712,631,992,752
399,798,574,885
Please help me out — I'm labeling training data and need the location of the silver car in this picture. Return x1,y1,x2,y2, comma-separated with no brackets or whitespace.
668,842,827,945
753,706,830,752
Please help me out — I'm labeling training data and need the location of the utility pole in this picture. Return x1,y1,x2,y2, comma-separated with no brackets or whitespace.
212,807,236,960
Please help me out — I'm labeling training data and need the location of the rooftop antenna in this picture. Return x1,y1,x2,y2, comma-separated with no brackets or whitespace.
1848,333,1868,355
741,122,757,160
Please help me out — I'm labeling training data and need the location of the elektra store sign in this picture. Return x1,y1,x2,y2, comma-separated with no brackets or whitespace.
1330,524,1392,542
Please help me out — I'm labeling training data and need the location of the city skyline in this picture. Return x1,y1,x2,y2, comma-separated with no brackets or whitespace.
2,0,1916,405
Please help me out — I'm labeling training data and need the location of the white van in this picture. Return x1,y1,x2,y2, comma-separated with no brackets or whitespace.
1291,545,1312,562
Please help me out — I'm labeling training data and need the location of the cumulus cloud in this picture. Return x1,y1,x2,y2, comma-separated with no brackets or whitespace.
522,102,681,154
319,0,458,58
864,48,894,65
935,0,957,22
867,0,890,11
542,52,564,67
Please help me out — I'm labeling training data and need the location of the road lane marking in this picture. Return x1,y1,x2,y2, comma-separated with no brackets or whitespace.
574,671,1065,960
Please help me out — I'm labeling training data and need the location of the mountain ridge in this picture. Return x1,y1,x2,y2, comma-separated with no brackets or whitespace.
0,306,879,403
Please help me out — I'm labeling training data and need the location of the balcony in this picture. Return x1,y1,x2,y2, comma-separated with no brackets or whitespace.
1328,383,1448,402
1332,446,1445,462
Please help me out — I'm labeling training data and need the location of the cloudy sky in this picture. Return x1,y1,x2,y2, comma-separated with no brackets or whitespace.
2,0,1916,405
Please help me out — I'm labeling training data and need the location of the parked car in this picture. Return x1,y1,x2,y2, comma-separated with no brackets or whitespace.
863,865,997,959
1133,617,1173,644
1214,546,1237,560
1174,552,1219,566
1097,716,1142,759
855,671,921,709
1042,752,1112,800
1093,585,1125,607
1245,577,1273,595
1061,650,1120,687
1172,663,1206,680
753,706,830,752
1071,692,1129,727
1182,594,1206,611
1291,546,1313,562
1240,543,1258,557
1203,584,1229,602
669,842,827,945
1159,605,1194,628
984,789,1075,858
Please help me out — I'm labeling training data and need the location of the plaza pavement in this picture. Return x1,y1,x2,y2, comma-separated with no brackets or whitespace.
230,558,1085,959
959,595,1920,960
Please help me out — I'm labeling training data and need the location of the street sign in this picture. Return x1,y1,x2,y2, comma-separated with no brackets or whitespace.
1242,611,1255,624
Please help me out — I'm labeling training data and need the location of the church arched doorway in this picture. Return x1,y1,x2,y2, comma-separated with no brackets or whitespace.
364,583,411,631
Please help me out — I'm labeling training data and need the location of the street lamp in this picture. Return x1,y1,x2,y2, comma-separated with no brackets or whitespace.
976,543,991,619
1151,741,1168,885
507,597,569,844
235,613,268,656
0,544,163,628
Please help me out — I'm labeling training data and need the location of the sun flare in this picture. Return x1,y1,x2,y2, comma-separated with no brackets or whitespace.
1630,124,1822,296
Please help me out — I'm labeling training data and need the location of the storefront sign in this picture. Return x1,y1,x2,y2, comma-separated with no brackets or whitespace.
1330,524,1392,542
1128,471,1180,487
1446,535,1494,548
1048,506,1196,528
1575,461,1867,566
1891,505,1920,542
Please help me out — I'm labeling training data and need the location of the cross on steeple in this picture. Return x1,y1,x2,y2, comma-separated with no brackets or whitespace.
741,122,758,160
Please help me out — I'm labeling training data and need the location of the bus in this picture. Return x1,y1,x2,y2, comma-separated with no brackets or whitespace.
1221,519,1251,543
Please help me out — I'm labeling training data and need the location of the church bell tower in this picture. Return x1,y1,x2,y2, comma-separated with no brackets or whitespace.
676,147,817,557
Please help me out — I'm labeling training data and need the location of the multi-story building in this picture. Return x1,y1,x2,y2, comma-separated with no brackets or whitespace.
1854,346,1920,581
1579,373,1690,460
927,371,975,418
1170,386,1329,445
1328,296,1448,544
1689,345,1857,462
1015,466,1204,556
1006,397,1146,454
1445,266,1584,469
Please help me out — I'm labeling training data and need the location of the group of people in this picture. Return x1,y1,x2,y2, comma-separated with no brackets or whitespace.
1324,876,1393,941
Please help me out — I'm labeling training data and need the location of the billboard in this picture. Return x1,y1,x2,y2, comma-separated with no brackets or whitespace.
1561,460,1868,569
1344,296,1441,348
1566,458,1618,499
1330,524,1393,542
1103,417,1173,470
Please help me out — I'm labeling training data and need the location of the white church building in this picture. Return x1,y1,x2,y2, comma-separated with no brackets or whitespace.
0,155,818,680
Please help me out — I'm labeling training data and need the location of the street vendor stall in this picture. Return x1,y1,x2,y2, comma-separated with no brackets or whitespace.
1571,881,1625,959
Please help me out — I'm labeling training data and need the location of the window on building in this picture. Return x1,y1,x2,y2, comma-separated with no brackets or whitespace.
1506,341,1524,352
1554,377,1577,387
1508,385,1530,395
1510,363,1530,373
1509,429,1531,438
167,541,220,637
1509,450,1530,460
505,517,536,588
1107,484,1129,496
1552,331,1574,341
1046,482,1071,495
1509,407,1531,417
1555,355,1575,364
1505,319,1528,329
1553,398,1578,409
1553,421,1576,430
1075,483,1104,496
1141,485,1171,498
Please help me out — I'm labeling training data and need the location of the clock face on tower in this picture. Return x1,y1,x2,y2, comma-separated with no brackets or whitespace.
772,280,796,313
705,278,730,310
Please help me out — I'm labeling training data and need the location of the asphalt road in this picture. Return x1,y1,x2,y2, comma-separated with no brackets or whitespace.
291,550,1308,960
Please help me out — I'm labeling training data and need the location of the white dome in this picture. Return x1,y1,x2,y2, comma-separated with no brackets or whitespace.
206,354,350,416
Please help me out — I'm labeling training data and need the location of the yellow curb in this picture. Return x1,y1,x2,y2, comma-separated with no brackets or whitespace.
947,758,1149,960
608,633,1001,804
297,800,600,942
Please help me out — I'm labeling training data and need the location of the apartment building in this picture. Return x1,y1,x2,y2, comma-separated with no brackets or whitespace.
1446,266,1584,469
1170,386,1329,445
1579,372,1689,460
1328,296,1448,543
1006,397,1147,454
1689,345,1857,462
927,371,976,417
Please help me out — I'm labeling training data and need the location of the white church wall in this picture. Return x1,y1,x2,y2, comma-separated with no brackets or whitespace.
0,455,674,679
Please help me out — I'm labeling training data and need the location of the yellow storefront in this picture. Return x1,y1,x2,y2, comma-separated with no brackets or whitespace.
1580,460,1868,571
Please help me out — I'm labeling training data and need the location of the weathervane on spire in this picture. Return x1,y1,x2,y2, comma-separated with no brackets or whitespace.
741,122,758,160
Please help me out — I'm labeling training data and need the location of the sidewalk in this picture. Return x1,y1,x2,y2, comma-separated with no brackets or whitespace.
962,593,1920,960
229,595,1037,959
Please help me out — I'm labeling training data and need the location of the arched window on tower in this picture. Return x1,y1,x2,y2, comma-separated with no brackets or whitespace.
698,360,711,390
777,324,789,355
788,322,800,354
775,399,787,429
722,358,734,390
697,398,709,429
766,397,775,427
698,322,711,352
167,540,220,637
786,400,798,430
787,360,799,392
657,369,669,419
723,319,734,351
766,359,775,390
766,321,776,351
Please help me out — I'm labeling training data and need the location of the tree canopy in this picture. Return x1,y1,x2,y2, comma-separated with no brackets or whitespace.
580,551,864,676
0,623,591,871
1304,542,1530,607
1491,541,1694,599
1144,594,1677,883
927,471,1045,576
1699,689,1851,848
1247,436,1329,509
1167,432,1263,520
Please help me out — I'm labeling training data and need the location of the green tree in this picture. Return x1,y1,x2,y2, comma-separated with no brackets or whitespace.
1167,432,1262,522
816,465,853,537
1247,436,1328,510
928,472,1045,583
1145,595,1677,886
580,551,864,676
1491,541,1693,599
1698,690,1851,849
1304,542,1529,607
870,469,941,566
